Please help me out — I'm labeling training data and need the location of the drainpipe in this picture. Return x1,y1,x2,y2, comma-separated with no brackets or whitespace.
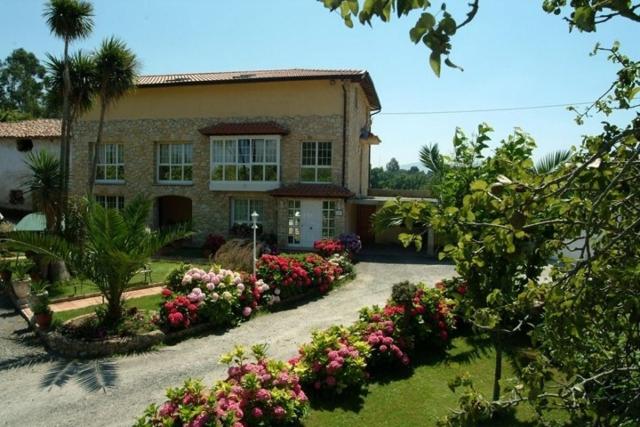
367,108,381,194
342,83,347,188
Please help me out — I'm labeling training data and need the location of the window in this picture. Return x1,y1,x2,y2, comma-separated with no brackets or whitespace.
95,195,124,210
301,142,332,183
16,139,33,152
287,200,301,245
232,199,264,224
157,143,193,184
322,201,336,238
210,137,279,190
96,143,124,183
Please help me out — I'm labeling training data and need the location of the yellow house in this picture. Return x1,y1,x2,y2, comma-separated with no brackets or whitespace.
70,68,382,248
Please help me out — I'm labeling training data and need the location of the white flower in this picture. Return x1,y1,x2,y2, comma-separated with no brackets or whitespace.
182,274,193,285
237,283,245,292
222,291,232,301
206,282,216,291
274,288,281,296
211,293,219,302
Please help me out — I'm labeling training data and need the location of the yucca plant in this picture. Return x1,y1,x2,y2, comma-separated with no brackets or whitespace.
5,196,191,326
23,150,63,232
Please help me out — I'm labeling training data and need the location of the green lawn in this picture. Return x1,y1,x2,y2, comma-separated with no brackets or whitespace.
49,259,208,300
53,293,164,324
304,336,565,427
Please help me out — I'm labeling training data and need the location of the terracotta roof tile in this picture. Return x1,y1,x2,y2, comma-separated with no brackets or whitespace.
0,119,62,139
199,121,289,136
269,184,355,199
137,68,381,110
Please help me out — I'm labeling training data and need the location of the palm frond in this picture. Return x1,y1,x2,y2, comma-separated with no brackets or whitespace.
419,143,446,177
535,150,573,174
94,37,139,105
43,0,94,41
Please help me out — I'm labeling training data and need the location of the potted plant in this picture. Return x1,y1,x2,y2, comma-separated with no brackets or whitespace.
31,287,52,330
11,259,35,300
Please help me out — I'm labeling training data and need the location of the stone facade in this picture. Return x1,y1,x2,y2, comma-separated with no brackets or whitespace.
71,114,355,246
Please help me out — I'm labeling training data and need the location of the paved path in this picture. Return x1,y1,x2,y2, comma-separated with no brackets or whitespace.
0,259,455,427
50,286,163,312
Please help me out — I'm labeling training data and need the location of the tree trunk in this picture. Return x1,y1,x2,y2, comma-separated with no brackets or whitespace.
58,38,71,234
49,260,71,283
104,288,123,326
493,330,503,401
88,99,107,198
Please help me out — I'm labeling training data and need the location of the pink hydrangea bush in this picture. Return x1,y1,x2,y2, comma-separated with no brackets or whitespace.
135,378,211,427
135,346,309,427
157,266,269,330
291,326,370,393
354,306,412,369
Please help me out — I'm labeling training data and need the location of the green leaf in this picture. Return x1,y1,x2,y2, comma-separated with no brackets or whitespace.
410,13,436,43
429,52,441,77
470,180,488,191
573,6,595,32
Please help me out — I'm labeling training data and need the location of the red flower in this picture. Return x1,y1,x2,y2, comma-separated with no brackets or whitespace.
161,288,172,297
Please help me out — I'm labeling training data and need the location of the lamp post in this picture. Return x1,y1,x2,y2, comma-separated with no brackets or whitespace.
251,211,259,278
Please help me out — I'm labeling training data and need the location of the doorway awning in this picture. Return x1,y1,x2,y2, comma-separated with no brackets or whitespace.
268,184,354,199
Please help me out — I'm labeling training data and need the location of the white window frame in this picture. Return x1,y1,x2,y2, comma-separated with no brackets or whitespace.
301,141,332,183
157,142,193,185
209,135,281,191
321,200,337,238
95,143,124,184
287,200,302,245
231,199,264,225
95,195,125,210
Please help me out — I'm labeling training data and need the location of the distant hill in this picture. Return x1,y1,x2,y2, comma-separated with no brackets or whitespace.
399,162,428,172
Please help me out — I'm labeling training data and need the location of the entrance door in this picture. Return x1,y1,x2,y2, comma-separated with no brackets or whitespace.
300,200,322,247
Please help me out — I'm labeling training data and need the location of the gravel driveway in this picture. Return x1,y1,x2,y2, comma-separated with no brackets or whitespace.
0,258,454,427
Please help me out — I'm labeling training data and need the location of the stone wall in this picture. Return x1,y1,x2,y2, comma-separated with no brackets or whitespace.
70,115,347,242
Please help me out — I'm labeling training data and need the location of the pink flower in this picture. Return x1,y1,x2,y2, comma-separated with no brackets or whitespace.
273,406,286,418
158,402,176,417
255,388,271,401
252,407,263,418
161,288,172,297
325,376,337,387
327,350,339,360
242,307,252,317
314,381,322,390
168,311,184,326
379,345,388,352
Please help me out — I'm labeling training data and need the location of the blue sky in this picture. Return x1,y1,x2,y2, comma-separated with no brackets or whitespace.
1,1,638,167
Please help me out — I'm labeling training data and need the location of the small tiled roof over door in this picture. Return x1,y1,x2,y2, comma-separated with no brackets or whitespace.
268,184,355,199
199,121,289,136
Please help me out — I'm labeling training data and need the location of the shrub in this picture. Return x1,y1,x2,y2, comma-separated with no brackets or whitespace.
313,238,345,257
165,263,192,292
155,266,269,330
202,234,225,258
230,222,262,239
291,326,370,393
354,306,412,368
136,345,309,427
157,290,201,330
256,254,344,303
338,232,362,255
386,282,457,346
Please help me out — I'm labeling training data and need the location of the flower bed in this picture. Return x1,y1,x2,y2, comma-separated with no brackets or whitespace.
256,253,348,303
156,266,267,331
137,280,457,426
136,345,309,427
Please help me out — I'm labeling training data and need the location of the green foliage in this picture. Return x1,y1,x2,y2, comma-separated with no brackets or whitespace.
0,48,50,118
370,165,432,190
45,51,97,119
22,150,63,232
164,263,192,291
386,157,400,172
318,0,640,75
5,196,191,325
43,0,94,42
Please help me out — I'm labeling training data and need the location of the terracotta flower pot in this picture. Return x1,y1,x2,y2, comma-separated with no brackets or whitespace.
35,312,52,330
12,278,31,299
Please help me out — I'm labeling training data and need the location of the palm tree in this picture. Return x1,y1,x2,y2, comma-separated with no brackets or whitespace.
43,0,94,227
89,37,138,196
23,151,63,232
534,149,573,174
7,196,191,326
45,51,97,131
